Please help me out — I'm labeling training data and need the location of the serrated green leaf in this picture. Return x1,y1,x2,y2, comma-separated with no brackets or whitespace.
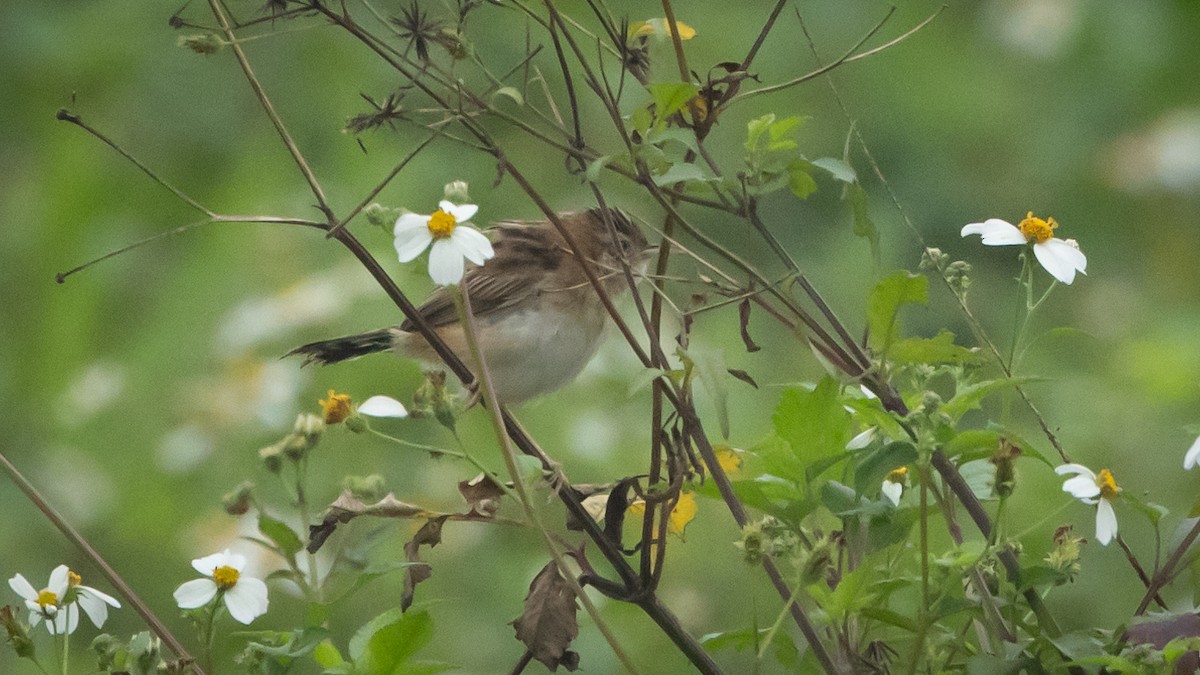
259,514,304,561
745,113,776,152
681,347,731,438
889,330,980,366
768,115,804,141
645,127,700,153
646,82,699,120
812,157,857,183
772,380,851,476
866,272,928,355
350,607,434,675
942,376,1041,421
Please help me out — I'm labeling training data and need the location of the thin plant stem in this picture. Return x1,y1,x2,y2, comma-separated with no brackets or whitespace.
452,286,648,675
1135,516,1200,615
0,449,203,673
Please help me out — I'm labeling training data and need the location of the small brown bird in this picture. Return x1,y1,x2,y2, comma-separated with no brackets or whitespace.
288,207,650,404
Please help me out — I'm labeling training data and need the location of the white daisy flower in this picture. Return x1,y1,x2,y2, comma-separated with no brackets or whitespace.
8,565,117,634
357,395,409,418
394,200,494,285
1055,463,1120,545
1184,435,1200,470
173,550,268,625
846,427,877,450
881,467,908,507
961,212,1088,284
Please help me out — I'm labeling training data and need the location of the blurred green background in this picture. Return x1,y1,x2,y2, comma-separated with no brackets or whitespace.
2,0,1199,672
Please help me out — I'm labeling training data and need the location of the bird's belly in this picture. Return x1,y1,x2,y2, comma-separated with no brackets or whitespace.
476,305,605,404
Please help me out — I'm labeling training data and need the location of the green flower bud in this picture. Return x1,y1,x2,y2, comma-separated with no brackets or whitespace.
343,474,387,501
345,415,367,434
258,442,284,474
221,481,255,515
176,34,224,55
442,181,471,205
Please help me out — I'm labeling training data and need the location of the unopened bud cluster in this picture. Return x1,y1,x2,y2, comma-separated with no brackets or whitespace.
409,370,457,432
736,516,800,565
259,413,326,473
920,247,971,295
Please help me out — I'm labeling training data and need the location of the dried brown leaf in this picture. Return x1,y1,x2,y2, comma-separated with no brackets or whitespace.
511,562,580,672
401,515,449,611
308,490,426,553
458,473,504,518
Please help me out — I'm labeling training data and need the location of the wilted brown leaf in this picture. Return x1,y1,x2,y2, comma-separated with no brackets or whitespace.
511,562,580,672
308,490,426,553
402,515,449,611
458,473,504,518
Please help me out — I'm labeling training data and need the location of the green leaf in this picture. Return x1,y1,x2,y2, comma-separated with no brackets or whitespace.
849,183,880,263
258,514,304,561
811,157,857,183
942,376,1042,421
889,330,980,366
652,162,712,186
313,640,344,669
853,442,918,495
585,155,614,183
772,379,851,475
786,160,817,199
629,105,653,135
645,127,700,153
745,113,776,152
350,607,435,675
680,347,731,438
490,86,523,107
866,272,928,355
646,82,699,120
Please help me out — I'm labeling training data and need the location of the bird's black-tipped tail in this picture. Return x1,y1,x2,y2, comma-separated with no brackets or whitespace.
286,329,395,366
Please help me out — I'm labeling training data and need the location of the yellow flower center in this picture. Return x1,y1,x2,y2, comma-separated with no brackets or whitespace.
885,466,909,483
427,209,457,239
1017,211,1058,244
1096,468,1120,500
36,590,58,607
319,390,353,425
67,571,81,587
212,565,240,590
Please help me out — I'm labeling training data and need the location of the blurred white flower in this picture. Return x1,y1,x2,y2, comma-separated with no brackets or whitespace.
1184,435,1200,470
961,212,1087,285
846,427,877,450
394,200,494,285
1055,463,1119,545
881,467,908,507
174,550,268,624
357,395,409,418
66,569,121,630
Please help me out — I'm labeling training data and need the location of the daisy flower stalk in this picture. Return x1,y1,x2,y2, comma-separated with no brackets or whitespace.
1055,464,1120,545
961,211,1087,285
394,200,494,285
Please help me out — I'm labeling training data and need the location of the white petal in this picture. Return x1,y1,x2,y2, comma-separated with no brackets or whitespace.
50,604,79,635
961,219,1026,246
222,578,269,625
25,600,43,616
47,565,69,597
1061,475,1101,500
441,201,478,222
881,480,903,507
1094,498,1118,546
173,579,218,609
1034,239,1088,285
76,591,110,628
9,574,38,602
358,395,408,418
191,551,230,577
393,213,431,235
846,427,877,450
27,606,42,627
394,227,433,263
1184,435,1200,470
1054,463,1094,479
428,239,466,285
79,585,121,608
450,226,495,265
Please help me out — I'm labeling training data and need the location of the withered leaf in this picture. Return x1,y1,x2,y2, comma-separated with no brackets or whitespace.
458,473,504,518
603,478,638,547
727,368,758,389
511,562,580,672
308,490,426,553
738,297,761,352
401,515,449,611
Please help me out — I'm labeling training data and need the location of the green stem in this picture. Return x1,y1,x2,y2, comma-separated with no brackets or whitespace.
202,604,218,675
906,464,932,675
366,426,508,496
295,457,321,600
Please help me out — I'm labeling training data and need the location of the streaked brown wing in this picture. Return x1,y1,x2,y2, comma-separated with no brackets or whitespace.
399,268,539,330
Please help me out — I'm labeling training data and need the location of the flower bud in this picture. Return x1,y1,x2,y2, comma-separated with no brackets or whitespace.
176,34,224,55
294,413,325,446
345,415,367,434
221,481,255,515
344,474,387,501
1,605,35,660
442,181,471,205
258,442,284,474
